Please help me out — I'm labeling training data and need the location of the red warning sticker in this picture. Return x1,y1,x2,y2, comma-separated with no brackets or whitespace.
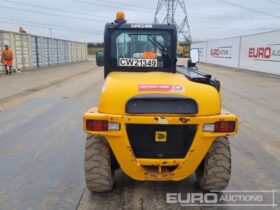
138,84,185,92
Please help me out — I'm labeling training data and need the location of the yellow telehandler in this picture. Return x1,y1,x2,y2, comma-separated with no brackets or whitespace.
83,12,238,192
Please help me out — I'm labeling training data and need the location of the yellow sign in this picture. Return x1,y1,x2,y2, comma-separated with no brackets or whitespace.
155,131,167,142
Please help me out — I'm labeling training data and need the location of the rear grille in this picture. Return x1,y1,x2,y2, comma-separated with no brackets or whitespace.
126,124,197,158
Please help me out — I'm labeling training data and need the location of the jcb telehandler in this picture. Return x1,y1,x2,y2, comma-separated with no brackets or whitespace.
83,12,238,192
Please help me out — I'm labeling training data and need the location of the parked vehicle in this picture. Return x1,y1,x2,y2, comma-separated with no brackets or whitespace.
83,12,238,192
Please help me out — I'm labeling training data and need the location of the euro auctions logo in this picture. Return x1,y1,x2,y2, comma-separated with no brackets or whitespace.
210,47,232,58
166,190,278,207
248,45,280,62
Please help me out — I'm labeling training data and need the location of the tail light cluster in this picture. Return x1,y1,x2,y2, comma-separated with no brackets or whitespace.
203,121,236,133
86,120,235,133
86,120,120,131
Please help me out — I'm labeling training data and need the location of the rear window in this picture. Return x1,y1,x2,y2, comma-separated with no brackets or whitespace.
110,30,171,70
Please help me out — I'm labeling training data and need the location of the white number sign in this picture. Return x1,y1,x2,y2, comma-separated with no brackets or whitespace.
119,58,158,67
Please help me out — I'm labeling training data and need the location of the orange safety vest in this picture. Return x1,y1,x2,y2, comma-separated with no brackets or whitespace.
2,49,13,60
143,51,157,59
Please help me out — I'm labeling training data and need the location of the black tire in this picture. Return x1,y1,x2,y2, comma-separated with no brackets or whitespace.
84,135,114,192
196,136,231,191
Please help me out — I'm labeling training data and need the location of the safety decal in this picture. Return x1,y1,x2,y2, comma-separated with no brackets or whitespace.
138,84,185,92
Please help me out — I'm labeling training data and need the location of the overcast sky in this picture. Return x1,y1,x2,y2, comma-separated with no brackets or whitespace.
0,0,280,43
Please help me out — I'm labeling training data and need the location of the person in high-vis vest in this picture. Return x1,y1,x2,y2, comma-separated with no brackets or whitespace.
1,45,14,75
142,43,157,59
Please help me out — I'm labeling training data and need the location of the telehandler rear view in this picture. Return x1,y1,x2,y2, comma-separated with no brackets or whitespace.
83,12,238,192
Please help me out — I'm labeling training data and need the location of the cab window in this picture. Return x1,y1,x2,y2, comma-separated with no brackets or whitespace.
110,31,171,69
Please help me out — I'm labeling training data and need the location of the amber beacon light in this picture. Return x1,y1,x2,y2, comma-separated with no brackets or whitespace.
116,12,125,20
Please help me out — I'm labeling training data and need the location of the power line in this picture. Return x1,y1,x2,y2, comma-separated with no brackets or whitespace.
0,0,149,23
0,5,108,22
74,0,156,11
1,0,269,23
74,0,271,20
265,0,280,6
1,3,274,23
0,0,98,17
0,17,103,34
217,0,280,19
0,20,99,35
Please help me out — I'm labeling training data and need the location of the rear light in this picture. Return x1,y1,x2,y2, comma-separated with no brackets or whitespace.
215,121,236,132
86,120,108,131
86,120,120,131
203,121,236,132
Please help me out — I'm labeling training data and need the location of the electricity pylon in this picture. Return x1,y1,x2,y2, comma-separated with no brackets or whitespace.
154,0,192,43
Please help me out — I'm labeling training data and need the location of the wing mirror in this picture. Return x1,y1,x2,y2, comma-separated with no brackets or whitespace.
96,51,104,66
190,48,199,64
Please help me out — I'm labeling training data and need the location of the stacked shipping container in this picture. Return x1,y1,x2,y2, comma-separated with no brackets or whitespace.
0,29,87,73
191,30,280,76
30,36,87,68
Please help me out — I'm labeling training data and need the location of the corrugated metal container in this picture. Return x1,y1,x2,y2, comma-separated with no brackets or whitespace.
0,30,32,73
68,41,73,63
43,37,54,66
239,30,280,75
64,40,69,64
57,39,63,64
72,42,78,63
77,42,82,61
191,42,207,62
2,29,87,73
52,39,59,65
31,35,48,67
83,43,88,60
60,40,67,64
0,31,16,73
31,36,38,67
206,37,241,68
14,33,31,69
31,36,57,67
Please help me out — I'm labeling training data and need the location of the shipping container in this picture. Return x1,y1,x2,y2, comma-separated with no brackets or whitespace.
31,36,54,67
0,30,32,73
43,37,54,66
191,42,207,62
77,42,82,61
68,41,73,63
1,29,87,73
239,30,280,75
64,40,69,64
14,33,31,69
52,39,59,65
0,31,16,73
83,43,88,60
31,35,48,67
72,42,78,63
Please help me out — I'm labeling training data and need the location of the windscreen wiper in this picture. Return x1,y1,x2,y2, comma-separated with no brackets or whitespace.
148,35,167,55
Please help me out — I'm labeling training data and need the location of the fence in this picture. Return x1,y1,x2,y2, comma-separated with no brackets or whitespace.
191,30,280,76
0,29,88,73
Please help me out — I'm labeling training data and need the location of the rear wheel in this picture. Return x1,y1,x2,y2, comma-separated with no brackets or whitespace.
196,137,231,191
84,135,114,192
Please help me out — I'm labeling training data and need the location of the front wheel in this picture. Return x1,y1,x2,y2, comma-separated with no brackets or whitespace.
84,135,114,192
196,137,231,191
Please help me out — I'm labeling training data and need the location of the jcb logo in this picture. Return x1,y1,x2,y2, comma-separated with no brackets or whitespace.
155,131,167,142
131,24,153,28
